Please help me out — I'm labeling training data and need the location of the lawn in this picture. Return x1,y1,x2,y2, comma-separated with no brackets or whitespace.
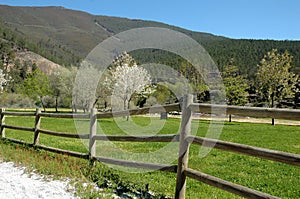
0,115,299,198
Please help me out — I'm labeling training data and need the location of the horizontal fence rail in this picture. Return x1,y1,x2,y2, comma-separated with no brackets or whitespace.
0,100,299,199
2,112,36,117
39,112,90,119
97,103,180,118
2,124,34,132
38,129,90,139
186,136,300,166
184,168,280,199
36,145,90,159
190,103,300,121
93,134,180,142
93,156,177,173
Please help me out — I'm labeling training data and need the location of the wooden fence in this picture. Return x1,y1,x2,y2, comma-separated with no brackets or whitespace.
0,96,300,199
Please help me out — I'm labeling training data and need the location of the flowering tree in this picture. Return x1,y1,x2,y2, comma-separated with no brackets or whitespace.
73,61,100,112
109,52,152,112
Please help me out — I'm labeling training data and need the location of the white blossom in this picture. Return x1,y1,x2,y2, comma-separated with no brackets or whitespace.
109,52,152,111
111,64,151,110
73,61,101,112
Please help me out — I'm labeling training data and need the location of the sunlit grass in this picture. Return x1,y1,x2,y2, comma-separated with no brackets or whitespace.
1,115,299,198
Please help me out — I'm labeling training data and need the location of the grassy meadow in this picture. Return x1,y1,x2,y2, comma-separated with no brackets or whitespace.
0,114,299,198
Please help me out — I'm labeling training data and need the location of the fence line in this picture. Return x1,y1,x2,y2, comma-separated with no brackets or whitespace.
0,100,299,198
190,103,300,121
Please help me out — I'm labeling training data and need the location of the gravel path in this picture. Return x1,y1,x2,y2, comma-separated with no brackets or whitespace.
0,161,78,199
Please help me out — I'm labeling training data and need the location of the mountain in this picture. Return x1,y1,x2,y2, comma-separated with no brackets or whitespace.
0,5,223,57
0,5,300,77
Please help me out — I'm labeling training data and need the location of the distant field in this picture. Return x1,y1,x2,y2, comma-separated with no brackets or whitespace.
1,115,300,198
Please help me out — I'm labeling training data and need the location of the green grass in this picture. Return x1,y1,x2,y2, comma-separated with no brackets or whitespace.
1,115,300,198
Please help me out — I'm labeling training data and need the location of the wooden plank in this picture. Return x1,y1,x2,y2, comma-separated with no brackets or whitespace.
97,103,180,118
38,129,89,139
2,124,34,132
227,106,300,120
93,156,177,173
93,134,179,142
175,94,193,199
36,145,89,159
2,137,89,159
186,136,300,166
3,137,32,146
3,111,36,117
189,103,300,121
39,113,90,119
185,168,280,199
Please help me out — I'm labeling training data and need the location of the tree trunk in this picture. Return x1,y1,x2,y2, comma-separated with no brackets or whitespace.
40,96,46,112
126,99,130,121
55,97,58,112
72,104,77,113
93,98,99,108
123,98,127,112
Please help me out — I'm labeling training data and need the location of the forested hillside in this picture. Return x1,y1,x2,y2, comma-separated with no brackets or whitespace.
0,5,300,109
0,5,299,77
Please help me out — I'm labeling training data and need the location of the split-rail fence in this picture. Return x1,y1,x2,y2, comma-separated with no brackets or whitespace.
0,95,299,199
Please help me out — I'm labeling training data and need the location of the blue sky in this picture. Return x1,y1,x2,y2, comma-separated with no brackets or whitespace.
0,0,299,40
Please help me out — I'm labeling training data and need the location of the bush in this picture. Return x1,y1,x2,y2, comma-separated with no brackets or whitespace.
0,93,35,108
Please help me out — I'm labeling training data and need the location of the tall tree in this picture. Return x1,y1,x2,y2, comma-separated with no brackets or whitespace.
73,62,99,112
256,49,298,108
109,52,152,115
63,67,78,110
18,68,51,111
222,60,249,105
49,67,77,112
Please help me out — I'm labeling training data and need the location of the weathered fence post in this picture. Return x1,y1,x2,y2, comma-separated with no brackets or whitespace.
0,108,5,138
160,112,168,120
175,94,193,199
33,108,41,145
89,108,97,161
272,118,275,126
